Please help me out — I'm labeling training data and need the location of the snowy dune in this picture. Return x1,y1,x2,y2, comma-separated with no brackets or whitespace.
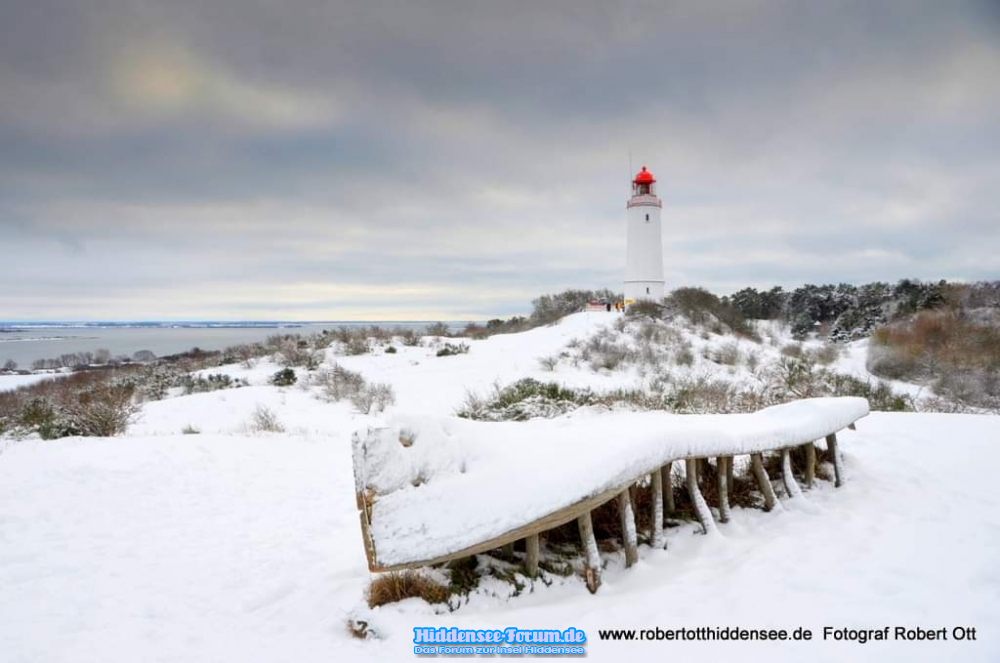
1,311,998,662
2,414,998,662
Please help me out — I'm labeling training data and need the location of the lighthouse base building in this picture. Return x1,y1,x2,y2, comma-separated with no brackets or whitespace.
624,166,665,306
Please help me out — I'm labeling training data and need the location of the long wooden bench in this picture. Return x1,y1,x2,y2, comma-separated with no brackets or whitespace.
352,397,868,592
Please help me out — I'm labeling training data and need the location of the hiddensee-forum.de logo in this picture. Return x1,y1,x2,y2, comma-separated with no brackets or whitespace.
413,627,587,655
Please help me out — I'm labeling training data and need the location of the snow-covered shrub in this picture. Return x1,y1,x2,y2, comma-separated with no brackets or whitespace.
277,339,321,367
766,356,822,399
344,337,371,356
627,299,664,319
15,396,69,439
780,343,803,358
351,383,395,415
270,368,297,387
61,383,141,437
313,364,366,402
249,405,284,433
311,331,337,351
436,343,469,357
184,372,248,394
457,379,593,421
220,343,264,366
666,287,758,340
668,376,760,414
530,288,620,326
137,364,184,401
933,369,1000,414
790,312,816,340
710,342,741,366
820,373,912,412
384,346,398,354
0,367,144,439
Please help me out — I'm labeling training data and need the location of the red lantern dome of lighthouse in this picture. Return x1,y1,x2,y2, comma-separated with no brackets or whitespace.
633,166,656,184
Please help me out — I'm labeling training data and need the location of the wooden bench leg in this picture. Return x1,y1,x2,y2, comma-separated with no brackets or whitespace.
525,533,539,579
826,433,844,487
781,449,802,498
651,469,666,549
803,442,816,488
750,453,779,511
578,511,602,593
717,456,731,524
618,491,639,567
662,462,675,515
726,454,735,499
686,458,717,534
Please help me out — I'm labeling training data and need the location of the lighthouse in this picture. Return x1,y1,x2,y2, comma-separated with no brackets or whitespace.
624,166,665,305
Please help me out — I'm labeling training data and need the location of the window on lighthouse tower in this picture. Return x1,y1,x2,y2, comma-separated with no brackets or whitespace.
645,213,649,222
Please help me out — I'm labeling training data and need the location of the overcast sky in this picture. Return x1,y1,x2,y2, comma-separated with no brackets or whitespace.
1,1,998,320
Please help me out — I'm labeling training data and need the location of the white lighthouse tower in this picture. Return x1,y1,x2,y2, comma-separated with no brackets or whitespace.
624,165,665,305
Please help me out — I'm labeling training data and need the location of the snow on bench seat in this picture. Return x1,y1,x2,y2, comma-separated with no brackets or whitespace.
352,397,869,570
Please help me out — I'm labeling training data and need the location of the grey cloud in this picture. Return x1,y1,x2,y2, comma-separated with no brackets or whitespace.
1,1,998,319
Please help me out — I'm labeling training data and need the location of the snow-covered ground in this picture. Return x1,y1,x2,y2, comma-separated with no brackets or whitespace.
1,312,998,662
0,372,66,392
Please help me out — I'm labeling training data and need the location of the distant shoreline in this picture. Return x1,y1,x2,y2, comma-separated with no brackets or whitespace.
0,321,474,331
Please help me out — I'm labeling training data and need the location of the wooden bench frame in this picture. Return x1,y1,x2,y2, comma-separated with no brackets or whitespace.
356,417,864,592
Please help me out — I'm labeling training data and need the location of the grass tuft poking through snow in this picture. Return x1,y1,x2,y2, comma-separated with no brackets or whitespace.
366,571,450,608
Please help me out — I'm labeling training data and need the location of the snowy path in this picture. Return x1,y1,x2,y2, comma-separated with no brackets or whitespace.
2,413,998,662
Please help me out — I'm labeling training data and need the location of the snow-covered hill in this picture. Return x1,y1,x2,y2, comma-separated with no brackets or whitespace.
1,312,998,662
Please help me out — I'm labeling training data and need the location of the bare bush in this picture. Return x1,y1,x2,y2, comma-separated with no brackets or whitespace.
810,344,840,365
538,355,559,371
867,310,1000,410
351,383,396,415
249,405,284,433
396,328,421,347
711,342,741,366
674,345,695,366
278,339,320,367
424,322,451,337
313,365,366,402
1,369,143,439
